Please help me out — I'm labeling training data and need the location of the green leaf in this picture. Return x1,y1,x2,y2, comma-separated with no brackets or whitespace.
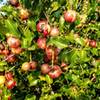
5,19,21,37
51,2,60,12
22,29,35,48
45,75,53,84
48,36,68,49
0,61,7,71
25,94,36,100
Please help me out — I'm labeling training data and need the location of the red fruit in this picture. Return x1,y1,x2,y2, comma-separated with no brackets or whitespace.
7,37,21,48
0,89,2,94
21,62,30,71
29,61,37,70
8,96,11,100
45,46,54,60
61,62,67,68
43,24,50,37
64,10,76,23
36,20,47,33
48,65,62,79
11,47,23,54
61,62,68,71
6,79,16,89
0,50,3,54
2,49,10,56
6,54,16,63
0,43,5,50
37,38,46,49
41,64,51,74
20,9,29,20
9,0,19,7
44,55,50,63
50,27,59,37
45,46,59,60
89,40,97,48
5,72,13,81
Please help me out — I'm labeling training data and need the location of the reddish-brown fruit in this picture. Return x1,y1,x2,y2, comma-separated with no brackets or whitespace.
0,89,2,94
0,43,5,50
6,54,16,63
45,46,54,60
43,24,50,37
11,47,23,54
36,20,47,33
29,61,37,70
37,38,46,49
48,65,62,79
2,49,10,56
44,55,50,63
20,9,29,20
61,62,67,68
5,72,13,81
8,96,11,100
7,37,21,48
21,62,30,71
45,46,59,60
6,79,16,89
89,40,97,48
9,0,19,7
0,50,3,55
41,64,51,74
64,10,76,23
50,27,59,37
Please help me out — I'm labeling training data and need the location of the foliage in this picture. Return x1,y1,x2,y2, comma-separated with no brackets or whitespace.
0,0,100,100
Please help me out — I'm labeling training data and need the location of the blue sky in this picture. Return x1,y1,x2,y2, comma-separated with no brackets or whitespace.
0,0,7,7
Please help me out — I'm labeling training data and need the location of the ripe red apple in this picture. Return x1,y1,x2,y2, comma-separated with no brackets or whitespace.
21,62,30,71
37,38,46,49
41,64,51,74
2,49,10,56
5,72,13,81
11,47,23,54
36,20,47,33
50,27,59,37
7,37,21,48
29,61,37,70
89,40,97,48
9,0,19,7
48,65,62,79
6,54,16,63
20,9,29,20
6,79,16,89
64,10,76,23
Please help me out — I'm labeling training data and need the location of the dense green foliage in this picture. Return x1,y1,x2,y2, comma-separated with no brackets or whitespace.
0,0,100,100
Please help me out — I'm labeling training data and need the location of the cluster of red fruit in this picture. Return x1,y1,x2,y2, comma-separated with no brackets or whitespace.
1,0,96,81
0,72,16,100
9,0,29,20
0,72,16,89
0,36,23,63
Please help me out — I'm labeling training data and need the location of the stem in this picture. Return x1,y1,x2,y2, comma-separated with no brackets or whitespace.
51,49,54,68
8,66,16,72
30,52,32,61
3,54,15,62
